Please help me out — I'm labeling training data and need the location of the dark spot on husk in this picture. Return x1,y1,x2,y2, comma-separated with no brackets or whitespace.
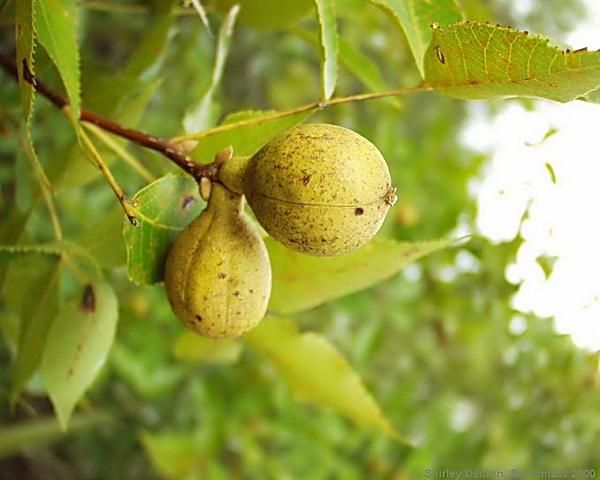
355,207,364,216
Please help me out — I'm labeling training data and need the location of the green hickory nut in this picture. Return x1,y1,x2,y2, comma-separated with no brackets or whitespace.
219,123,397,256
164,183,272,339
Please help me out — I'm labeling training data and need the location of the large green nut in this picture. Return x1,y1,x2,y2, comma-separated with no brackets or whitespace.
220,123,396,256
164,183,271,339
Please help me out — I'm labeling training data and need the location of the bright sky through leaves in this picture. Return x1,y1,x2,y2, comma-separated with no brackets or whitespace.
461,0,599,350
460,0,600,351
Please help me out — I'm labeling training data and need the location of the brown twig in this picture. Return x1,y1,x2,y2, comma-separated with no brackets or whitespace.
0,53,218,182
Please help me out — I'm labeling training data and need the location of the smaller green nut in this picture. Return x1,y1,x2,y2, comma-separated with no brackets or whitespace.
164,183,271,339
220,123,396,256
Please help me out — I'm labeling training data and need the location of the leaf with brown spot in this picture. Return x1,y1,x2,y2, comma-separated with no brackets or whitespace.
123,174,206,285
42,280,118,430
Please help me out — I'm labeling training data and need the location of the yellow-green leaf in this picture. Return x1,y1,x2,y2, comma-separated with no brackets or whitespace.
78,206,127,269
423,22,600,102
42,280,118,430
369,0,463,76
338,37,402,109
34,0,81,118
313,0,338,100
298,29,401,108
173,331,242,364
267,237,451,314
141,431,202,480
246,318,404,440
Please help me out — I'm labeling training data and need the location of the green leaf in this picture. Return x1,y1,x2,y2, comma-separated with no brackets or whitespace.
11,260,61,399
183,6,239,133
42,280,118,430
78,206,127,269
338,37,402,109
15,0,36,124
184,109,315,164
124,13,174,80
123,174,205,285
0,414,111,459
34,0,81,119
14,1,42,223
267,237,451,314
313,0,338,100
297,29,399,108
423,22,600,102
369,0,463,76
141,431,202,480
0,311,20,356
111,342,185,399
113,78,163,130
214,0,313,30
245,318,404,440
173,331,242,364
186,0,211,32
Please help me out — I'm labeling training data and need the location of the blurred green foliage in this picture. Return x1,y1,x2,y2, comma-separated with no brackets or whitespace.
1,0,599,479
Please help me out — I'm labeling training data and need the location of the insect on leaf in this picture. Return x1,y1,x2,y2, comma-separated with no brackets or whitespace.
369,0,463,77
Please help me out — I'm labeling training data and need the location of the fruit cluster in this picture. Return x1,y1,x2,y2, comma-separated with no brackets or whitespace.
165,123,396,338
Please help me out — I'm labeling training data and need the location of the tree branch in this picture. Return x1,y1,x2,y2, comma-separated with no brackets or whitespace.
0,53,219,182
